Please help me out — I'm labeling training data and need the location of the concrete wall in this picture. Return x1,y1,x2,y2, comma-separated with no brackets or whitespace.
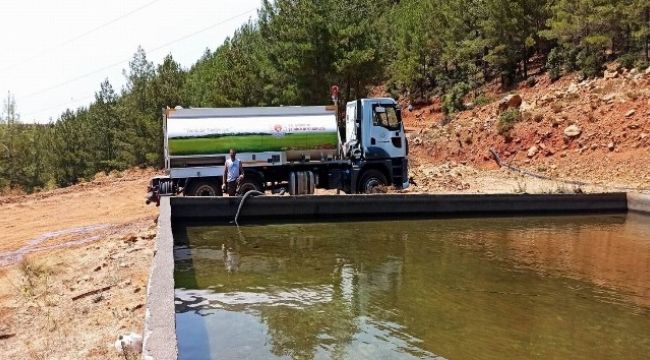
145,192,641,359
142,197,177,360
627,192,650,214
171,193,628,222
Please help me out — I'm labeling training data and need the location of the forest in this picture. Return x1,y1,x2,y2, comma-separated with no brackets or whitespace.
1,0,649,193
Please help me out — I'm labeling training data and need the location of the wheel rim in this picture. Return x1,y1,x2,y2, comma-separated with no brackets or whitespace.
195,185,216,196
363,177,383,193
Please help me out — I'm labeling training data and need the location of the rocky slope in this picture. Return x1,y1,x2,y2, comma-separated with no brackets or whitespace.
401,64,650,192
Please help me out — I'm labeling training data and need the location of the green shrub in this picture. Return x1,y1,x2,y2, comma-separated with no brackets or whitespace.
497,108,521,136
576,50,604,78
546,47,563,82
473,93,493,106
563,47,580,72
635,58,649,72
442,82,470,115
618,53,638,70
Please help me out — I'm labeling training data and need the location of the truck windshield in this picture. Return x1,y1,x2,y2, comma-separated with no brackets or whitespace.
372,105,401,131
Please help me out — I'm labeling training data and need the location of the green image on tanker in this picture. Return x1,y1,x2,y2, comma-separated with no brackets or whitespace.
169,132,338,156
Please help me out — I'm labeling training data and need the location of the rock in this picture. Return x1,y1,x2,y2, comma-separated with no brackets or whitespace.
607,62,622,72
498,94,523,113
520,101,534,112
604,70,618,79
115,332,143,355
550,117,563,127
551,103,563,113
567,83,579,94
413,137,423,146
625,109,636,117
602,93,617,102
646,66,650,75
608,142,615,151
527,146,539,158
540,95,554,106
564,125,582,138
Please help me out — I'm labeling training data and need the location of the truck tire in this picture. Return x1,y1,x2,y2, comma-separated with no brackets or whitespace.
358,169,388,194
238,178,264,195
187,180,222,197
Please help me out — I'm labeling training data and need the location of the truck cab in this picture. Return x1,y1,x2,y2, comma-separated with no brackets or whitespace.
342,98,409,193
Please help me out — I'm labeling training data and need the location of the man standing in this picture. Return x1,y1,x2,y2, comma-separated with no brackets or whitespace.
224,148,244,196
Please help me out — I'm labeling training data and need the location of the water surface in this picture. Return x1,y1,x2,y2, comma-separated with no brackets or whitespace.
174,214,650,360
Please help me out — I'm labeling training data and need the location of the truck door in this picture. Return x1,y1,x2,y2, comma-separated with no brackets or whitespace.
343,102,363,158
365,103,406,159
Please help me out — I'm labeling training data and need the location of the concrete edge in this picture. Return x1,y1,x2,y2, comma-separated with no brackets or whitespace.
170,193,629,221
627,192,650,214
142,197,178,360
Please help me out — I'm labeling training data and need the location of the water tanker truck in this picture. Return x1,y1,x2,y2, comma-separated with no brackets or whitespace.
146,97,409,204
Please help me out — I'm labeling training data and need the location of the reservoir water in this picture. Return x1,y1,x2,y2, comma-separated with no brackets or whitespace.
174,213,650,360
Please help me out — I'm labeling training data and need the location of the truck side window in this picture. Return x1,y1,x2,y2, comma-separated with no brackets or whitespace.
372,105,400,131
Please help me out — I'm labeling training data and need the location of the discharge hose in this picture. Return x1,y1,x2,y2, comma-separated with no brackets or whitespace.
233,190,265,226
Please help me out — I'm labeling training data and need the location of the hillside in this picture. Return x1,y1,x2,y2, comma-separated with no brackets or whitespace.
401,64,650,193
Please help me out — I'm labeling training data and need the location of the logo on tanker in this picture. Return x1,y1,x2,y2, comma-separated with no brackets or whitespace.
272,124,285,137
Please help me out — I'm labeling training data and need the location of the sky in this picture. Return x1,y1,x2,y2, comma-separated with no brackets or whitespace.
0,0,261,123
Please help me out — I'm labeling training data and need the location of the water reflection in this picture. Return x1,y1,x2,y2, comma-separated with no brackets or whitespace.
222,244,240,273
175,214,650,360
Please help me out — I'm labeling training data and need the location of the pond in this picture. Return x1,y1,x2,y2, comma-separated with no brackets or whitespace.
174,213,650,360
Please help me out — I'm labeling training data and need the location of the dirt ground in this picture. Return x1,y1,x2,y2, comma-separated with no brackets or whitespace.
0,168,158,359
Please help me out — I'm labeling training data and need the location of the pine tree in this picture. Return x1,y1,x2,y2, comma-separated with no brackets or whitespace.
154,55,186,109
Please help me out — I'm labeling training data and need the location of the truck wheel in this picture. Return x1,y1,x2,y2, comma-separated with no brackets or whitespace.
358,169,388,194
188,181,222,197
238,178,264,195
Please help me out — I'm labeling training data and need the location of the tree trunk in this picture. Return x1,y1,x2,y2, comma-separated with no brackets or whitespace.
523,50,528,79
346,73,352,105
646,8,650,60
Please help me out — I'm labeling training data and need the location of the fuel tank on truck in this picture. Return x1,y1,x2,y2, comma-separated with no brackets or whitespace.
166,106,340,163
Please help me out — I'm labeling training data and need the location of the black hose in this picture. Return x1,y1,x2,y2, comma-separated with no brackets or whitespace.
233,190,264,226
490,148,650,192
